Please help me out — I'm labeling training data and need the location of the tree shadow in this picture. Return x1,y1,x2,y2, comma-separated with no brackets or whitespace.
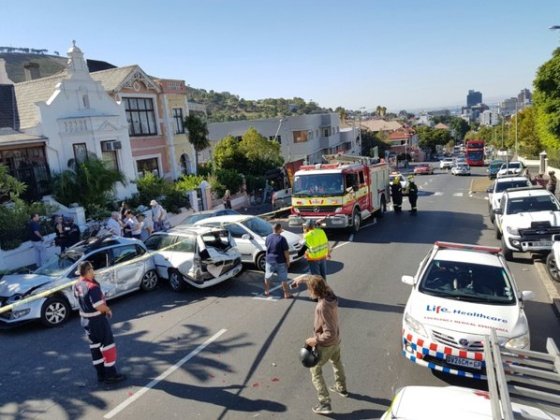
338,297,404,314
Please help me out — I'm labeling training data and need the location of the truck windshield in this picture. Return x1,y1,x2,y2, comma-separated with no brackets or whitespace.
506,196,560,214
419,260,515,305
293,173,344,196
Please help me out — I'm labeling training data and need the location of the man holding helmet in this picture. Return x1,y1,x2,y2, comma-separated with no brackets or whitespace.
293,274,347,415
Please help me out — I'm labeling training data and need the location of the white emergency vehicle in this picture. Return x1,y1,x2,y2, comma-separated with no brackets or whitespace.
401,242,534,379
494,187,560,261
487,176,532,223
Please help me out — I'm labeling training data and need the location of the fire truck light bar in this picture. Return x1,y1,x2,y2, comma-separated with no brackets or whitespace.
434,241,502,254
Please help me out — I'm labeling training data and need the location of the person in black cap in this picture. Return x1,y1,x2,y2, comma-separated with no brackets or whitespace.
73,261,126,384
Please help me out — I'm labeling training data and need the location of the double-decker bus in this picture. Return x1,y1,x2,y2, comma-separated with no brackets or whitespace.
465,139,485,166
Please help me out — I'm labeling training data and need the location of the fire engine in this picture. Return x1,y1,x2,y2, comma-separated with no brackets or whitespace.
289,154,390,232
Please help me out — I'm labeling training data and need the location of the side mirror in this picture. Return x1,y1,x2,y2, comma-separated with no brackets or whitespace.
241,233,252,240
401,275,415,286
553,234,560,242
521,290,535,301
494,208,503,215
486,187,493,193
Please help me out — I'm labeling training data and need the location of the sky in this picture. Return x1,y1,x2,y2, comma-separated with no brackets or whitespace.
2,0,560,112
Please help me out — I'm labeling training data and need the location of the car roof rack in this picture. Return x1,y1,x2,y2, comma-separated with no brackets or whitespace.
434,241,501,254
484,329,560,419
504,186,545,193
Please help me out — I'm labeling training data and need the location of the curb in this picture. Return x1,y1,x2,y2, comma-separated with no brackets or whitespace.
533,259,560,319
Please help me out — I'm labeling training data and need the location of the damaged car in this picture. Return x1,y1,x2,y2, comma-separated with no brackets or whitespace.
144,226,243,291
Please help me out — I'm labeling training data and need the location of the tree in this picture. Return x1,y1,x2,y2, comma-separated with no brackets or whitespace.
213,135,247,170
449,117,470,142
51,158,126,216
183,114,210,171
360,130,390,157
0,164,27,201
533,48,560,153
516,107,542,157
238,127,283,173
416,126,452,154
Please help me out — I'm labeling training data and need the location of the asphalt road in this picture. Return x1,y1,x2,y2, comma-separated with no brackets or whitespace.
1,167,559,419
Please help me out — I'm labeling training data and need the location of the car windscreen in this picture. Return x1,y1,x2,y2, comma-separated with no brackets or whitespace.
506,195,560,214
35,253,81,277
293,173,344,196
495,180,531,192
490,161,504,169
500,163,521,170
419,259,515,305
144,234,178,250
241,217,273,237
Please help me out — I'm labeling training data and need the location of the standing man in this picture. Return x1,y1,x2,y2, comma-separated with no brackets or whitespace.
28,213,46,267
547,171,557,195
391,176,403,213
150,200,169,232
303,220,330,281
73,261,126,384
407,176,418,214
264,223,292,299
106,212,122,237
292,274,347,415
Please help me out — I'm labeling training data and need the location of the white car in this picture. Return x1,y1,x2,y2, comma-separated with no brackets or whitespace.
451,163,470,176
439,158,454,169
496,161,524,178
144,226,242,291
487,176,532,223
194,215,304,271
401,241,533,379
382,386,557,420
494,187,560,261
0,236,158,327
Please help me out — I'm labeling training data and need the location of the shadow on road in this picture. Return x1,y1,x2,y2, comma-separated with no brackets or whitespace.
338,297,404,314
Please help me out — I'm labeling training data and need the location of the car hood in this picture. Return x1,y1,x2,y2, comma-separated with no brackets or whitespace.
504,211,560,228
407,292,522,337
0,274,55,296
281,230,303,247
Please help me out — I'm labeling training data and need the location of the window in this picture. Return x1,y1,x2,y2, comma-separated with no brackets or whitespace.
358,171,365,185
323,127,330,137
173,108,185,134
101,141,119,171
269,135,282,144
124,97,157,136
292,130,309,144
137,157,160,177
308,130,314,139
82,94,90,109
168,236,196,253
112,245,139,264
144,234,178,250
223,223,247,238
88,251,111,270
241,217,273,237
73,143,88,163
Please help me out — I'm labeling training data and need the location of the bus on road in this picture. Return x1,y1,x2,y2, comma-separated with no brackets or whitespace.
465,139,485,166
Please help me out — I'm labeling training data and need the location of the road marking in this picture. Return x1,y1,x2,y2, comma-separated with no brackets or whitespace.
252,284,284,300
104,328,228,419
434,192,443,196
332,241,351,250
453,192,463,197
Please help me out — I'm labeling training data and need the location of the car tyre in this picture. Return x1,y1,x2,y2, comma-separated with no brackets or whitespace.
546,252,560,282
495,227,502,240
41,296,71,327
352,209,361,233
140,269,159,291
501,238,513,261
376,196,387,219
169,269,187,292
256,252,266,272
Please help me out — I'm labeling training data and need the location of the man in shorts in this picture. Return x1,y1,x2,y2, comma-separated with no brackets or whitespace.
264,223,292,299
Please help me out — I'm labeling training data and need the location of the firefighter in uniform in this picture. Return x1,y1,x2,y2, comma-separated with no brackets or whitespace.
390,176,403,213
408,176,418,214
303,220,330,281
73,261,126,384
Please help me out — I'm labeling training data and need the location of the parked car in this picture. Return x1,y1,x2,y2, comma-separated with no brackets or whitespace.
271,188,292,210
401,241,533,379
486,176,532,223
194,215,304,271
439,157,454,170
545,235,560,283
0,236,158,327
497,161,524,178
451,163,471,176
487,159,505,179
144,226,242,291
413,164,433,175
494,187,560,261
180,209,239,226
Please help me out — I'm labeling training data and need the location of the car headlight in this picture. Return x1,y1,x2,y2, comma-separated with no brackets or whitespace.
506,226,519,235
404,313,428,338
505,332,530,349
335,207,343,213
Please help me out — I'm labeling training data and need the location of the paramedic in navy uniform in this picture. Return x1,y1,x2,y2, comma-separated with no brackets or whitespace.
73,261,126,384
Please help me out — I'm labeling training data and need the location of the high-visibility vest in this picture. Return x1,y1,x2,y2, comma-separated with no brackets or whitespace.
304,228,329,261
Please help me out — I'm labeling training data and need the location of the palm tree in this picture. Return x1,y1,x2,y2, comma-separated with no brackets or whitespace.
184,114,210,173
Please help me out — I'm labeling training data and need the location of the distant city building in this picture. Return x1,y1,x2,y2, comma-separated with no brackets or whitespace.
204,113,358,165
480,110,499,127
467,90,482,108
517,88,532,106
415,113,432,126
499,97,518,116
461,103,488,122
427,109,451,118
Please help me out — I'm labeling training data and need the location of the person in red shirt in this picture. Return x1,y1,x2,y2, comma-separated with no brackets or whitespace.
73,261,126,384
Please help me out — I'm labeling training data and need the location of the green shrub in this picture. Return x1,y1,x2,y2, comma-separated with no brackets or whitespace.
245,174,265,193
135,172,174,205
197,163,213,177
207,174,225,197
216,168,243,195
175,175,205,193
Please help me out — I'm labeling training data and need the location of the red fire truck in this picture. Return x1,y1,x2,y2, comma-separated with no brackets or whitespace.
289,154,390,232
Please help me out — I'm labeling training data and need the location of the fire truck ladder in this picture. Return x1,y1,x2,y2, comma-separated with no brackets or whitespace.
484,329,560,419
321,154,379,165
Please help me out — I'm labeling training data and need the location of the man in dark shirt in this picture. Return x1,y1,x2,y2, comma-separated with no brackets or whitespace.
28,213,46,267
264,223,292,298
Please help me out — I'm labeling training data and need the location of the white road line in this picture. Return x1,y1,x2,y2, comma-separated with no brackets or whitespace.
332,241,351,250
434,192,444,196
453,192,463,197
104,328,228,419
252,284,284,300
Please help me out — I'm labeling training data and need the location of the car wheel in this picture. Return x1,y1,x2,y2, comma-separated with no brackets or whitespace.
169,269,187,292
140,270,159,291
352,209,361,233
495,226,502,240
41,296,71,327
501,238,513,261
255,252,266,272
546,253,560,282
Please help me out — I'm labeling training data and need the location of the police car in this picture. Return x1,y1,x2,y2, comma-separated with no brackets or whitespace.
401,242,534,379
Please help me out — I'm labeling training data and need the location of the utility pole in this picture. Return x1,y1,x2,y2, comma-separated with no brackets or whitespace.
515,100,518,159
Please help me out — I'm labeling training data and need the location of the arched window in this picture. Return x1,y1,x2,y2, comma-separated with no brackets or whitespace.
180,153,191,174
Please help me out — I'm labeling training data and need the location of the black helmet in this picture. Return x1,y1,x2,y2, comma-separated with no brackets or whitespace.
299,345,320,368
